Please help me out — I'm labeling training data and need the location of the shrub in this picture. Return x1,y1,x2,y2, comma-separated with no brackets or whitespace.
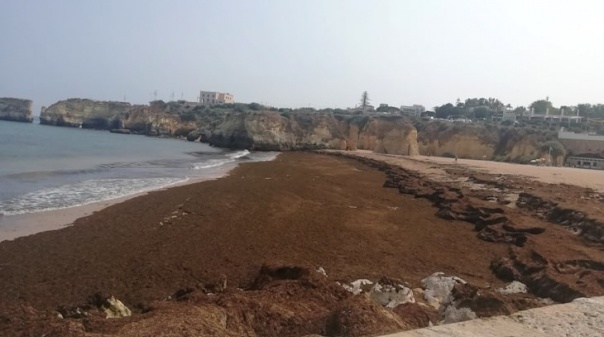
180,113,196,122
513,155,537,164
539,140,565,157
248,102,261,111
501,120,514,126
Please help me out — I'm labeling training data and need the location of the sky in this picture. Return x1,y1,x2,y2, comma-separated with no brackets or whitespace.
1,0,604,114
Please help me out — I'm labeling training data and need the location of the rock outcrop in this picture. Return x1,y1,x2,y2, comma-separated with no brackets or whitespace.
416,122,554,161
202,112,347,151
40,98,131,128
340,116,419,155
201,113,418,153
40,99,199,136
0,97,33,123
39,98,420,154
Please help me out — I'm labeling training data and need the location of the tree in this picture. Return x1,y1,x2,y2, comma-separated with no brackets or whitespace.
248,102,262,111
434,103,459,119
577,104,593,117
360,91,370,111
473,106,491,119
513,106,527,115
540,140,565,164
530,100,553,114
376,104,400,113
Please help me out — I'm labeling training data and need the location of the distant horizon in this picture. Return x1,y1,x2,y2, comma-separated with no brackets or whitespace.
2,1,604,115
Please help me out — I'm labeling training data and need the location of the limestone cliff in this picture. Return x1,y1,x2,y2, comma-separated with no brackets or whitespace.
204,112,347,151
40,99,198,135
202,113,418,154
340,116,419,155
40,98,131,128
0,98,33,123
416,121,556,162
38,99,419,154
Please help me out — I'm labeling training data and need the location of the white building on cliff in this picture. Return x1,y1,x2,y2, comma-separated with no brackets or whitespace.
198,91,234,105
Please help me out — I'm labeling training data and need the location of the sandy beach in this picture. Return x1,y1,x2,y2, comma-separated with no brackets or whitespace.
0,151,602,337
348,150,604,192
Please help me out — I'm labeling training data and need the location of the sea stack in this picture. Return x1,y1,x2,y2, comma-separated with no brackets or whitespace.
0,97,33,123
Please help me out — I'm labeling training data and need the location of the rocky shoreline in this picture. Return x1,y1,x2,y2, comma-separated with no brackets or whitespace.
0,152,602,336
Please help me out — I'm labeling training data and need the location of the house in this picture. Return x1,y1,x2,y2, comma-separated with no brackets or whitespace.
199,91,234,105
400,104,425,117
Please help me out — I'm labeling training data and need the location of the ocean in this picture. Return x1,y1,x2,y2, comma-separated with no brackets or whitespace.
0,121,275,218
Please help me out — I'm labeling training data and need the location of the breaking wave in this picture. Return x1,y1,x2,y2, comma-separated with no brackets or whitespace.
0,177,186,216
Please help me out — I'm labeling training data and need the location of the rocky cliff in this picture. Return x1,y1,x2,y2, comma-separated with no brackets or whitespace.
200,112,418,153
416,121,556,162
0,97,33,123
40,98,131,128
38,99,419,154
40,99,198,136
201,112,343,151
339,116,418,155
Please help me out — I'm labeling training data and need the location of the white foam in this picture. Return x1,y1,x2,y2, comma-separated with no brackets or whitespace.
193,150,255,169
0,177,187,216
193,158,234,169
227,149,250,159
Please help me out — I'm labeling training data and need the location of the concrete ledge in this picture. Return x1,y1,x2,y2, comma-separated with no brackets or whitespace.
381,296,604,337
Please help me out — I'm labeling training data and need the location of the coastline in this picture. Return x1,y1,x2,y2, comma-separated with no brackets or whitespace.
0,158,260,243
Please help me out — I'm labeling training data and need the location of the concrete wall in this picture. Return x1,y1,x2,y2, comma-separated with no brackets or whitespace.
558,129,604,141
560,138,604,156
381,296,604,337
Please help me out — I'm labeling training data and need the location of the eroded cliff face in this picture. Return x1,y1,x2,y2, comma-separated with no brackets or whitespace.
38,98,420,154
341,116,419,155
40,99,131,128
417,122,552,161
40,99,198,135
0,98,33,123
203,113,418,154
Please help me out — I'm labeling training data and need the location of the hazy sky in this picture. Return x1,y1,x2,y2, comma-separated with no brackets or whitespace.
2,0,604,114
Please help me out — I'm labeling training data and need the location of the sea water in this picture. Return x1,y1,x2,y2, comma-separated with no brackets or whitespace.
0,121,276,217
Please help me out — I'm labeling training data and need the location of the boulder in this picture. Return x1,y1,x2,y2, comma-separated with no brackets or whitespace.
443,305,477,324
496,281,528,295
341,279,373,295
369,280,415,309
102,296,132,318
186,129,202,141
421,272,467,310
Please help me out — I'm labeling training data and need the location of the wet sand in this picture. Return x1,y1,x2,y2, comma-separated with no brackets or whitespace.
0,170,230,242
